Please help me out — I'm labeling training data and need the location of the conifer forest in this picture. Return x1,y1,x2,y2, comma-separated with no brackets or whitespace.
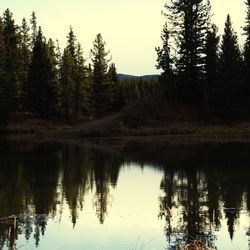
0,0,250,124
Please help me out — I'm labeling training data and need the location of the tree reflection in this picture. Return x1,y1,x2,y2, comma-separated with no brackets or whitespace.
92,149,121,224
158,143,250,249
0,141,250,249
0,140,122,248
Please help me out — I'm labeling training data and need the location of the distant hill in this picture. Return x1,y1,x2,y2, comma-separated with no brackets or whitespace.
117,73,159,80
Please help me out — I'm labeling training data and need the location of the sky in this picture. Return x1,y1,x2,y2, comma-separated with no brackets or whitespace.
0,0,247,75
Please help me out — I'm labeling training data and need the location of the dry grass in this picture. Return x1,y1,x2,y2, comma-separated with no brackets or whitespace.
178,239,214,250
77,118,250,140
0,113,71,138
2,101,250,141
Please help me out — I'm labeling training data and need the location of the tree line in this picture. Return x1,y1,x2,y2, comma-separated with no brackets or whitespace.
0,9,139,122
1,1,250,123
156,0,250,120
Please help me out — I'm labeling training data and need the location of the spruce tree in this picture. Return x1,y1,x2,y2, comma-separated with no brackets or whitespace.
61,27,89,121
90,33,112,115
205,25,219,83
155,21,174,97
2,9,19,114
0,17,8,122
18,18,31,106
243,0,250,112
75,43,90,118
108,63,124,110
30,11,37,45
61,27,77,121
204,24,220,115
25,27,58,117
166,0,209,103
61,48,73,121
219,15,243,118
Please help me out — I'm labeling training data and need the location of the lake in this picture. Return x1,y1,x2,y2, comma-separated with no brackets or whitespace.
0,140,250,250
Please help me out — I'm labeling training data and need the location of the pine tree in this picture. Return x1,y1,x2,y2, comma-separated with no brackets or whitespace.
204,24,220,115
243,0,250,113
30,11,37,45
205,25,219,83
108,63,124,111
166,0,209,103
61,48,73,121
90,33,112,115
0,17,8,122
219,15,243,118
18,18,31,106
47,38,60,112
67,26,76,58
60,27,77,121
2,9,19,114
155,21,174,97
61,27,89,121
75,43,90,118
25,27,58,117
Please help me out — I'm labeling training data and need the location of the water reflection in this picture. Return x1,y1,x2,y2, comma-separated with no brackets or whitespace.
0,140,249,249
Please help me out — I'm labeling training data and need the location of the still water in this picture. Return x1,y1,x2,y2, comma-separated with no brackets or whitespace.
0,140,250,249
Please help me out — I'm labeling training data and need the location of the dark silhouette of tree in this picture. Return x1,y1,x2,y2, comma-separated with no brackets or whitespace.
0,17,8,122
2,9,19,115
18,18,31,108
91,33,113,115
25,27,58,117
61,27,89,121
204,24,220,116
30,11,37,44
108,63,124,110
219,15,243,119
156,21,174,97
165,0,210,103
243,0,250,113
75,43,90,118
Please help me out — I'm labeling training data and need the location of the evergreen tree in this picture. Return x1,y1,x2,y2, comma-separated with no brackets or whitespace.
25,27,58,117
243,0,250,112
75,43,90,118
61,27,90,121
30,11,37,45
219,15,243,118
90,33,112,115
0,17,8,122
61,27,77,121
67,26,76,58
47,38,60,112
61,47,73,121
108,63,124,110
18,18,31,106
204,24,220,115
205,24,219,83
156,21,174,97
166,0,209,103
2,9,19,114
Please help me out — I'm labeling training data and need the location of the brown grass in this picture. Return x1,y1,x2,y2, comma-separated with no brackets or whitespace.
0,113,71,140
178,239,214,250
2,99,250,142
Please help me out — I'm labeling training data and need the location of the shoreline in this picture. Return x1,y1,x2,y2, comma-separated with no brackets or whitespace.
1,121,250,146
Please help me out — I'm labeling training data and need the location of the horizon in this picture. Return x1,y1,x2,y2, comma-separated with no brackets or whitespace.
0,0,247,75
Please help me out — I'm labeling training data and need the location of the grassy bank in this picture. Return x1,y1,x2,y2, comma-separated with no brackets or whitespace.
0,113,71,139
61,98,250,142
1,99,250,143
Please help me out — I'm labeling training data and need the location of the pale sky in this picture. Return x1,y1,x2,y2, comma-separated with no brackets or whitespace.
0,0,247,75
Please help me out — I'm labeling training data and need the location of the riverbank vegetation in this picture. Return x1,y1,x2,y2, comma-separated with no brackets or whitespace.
0,0,250,136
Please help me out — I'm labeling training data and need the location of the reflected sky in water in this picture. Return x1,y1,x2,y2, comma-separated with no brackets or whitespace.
0,141,250,249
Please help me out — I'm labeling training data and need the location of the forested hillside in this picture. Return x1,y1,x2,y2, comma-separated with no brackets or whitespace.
156,0,250,120
0,0,250,127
